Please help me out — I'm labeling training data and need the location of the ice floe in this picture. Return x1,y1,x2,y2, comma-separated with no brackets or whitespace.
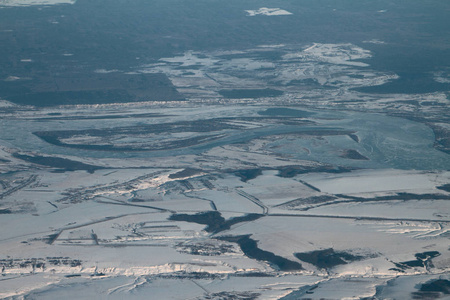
283,43,372,67
363,39,386,44
245,7,293,16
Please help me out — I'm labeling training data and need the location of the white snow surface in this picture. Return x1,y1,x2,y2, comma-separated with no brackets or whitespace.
246,7,293,16
283,43,372,67
299,169,449,194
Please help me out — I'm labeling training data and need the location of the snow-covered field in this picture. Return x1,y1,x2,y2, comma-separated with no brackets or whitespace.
0,143,448,298
0,37,449,299
299,169,450,194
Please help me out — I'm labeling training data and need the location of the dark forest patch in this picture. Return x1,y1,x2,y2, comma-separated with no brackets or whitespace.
437,184,450,193
169,168,202,179
277,165,353,178
393,251,440,271
412,279,450,299
294,248,364,269
275,195,338,210
218,235,303,272
169,211,263,234
234,169,263,182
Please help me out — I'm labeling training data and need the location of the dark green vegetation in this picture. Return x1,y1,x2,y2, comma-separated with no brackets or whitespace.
169,168,202,179
412,279,450,299
156,271,223,280
282,192,450,213
294,248,364,269
393,251,440,271
437,184,450,192
277,165,353,178
176,241,236,256
13,153,103,173
336,193,450,202
218,235,303,271
201,292,260,300
0,257,82,271
275,195,338,210
218,89,283,99
234,169,263,182
232,272,274,278
169,211,263,234
419,280,450,294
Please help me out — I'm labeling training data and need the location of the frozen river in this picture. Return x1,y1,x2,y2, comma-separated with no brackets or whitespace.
1,106,448,170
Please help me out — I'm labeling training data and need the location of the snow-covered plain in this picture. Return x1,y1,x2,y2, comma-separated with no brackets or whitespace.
0,146,448,298
299,169,449,194
0,40,449,299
